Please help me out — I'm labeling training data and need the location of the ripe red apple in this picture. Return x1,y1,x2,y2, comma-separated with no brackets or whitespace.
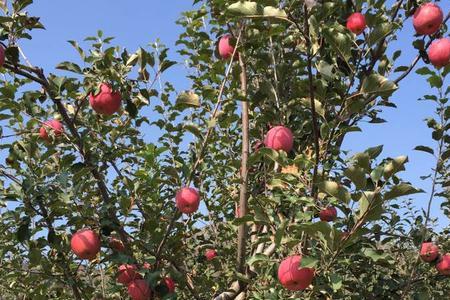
70,229,101,260
428,38,450,68
346,12,366,35
39,120,64,141
163,277,176,294
436,254,450,276
89,83,122,115
128,279,152,300
0,45,5,67
205,249,217,261
108,236,125,252
278,255,315,291
117,264,142,285
413,3,443,35
264,126,294,152
319,206,337,222
218,34,235,60
175,187,200,214
419,242,440,263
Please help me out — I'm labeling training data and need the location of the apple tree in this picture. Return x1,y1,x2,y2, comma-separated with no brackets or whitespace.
0,0,449,299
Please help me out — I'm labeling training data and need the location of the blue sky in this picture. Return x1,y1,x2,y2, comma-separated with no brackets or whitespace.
3,1,450,229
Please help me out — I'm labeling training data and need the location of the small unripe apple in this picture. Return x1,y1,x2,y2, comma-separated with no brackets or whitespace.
205,249,217,261
108,236,125,252
278,255,315,291
39,120,64,141
319,206,337,222
128,279,152,300
89,83,122,115
163,277,176,294
419,242,440,263
0,45,5,67
436,254,450,276
175,187,200,214
413,3,443,35
218,34,235,60
117,264,142,285
428,38,450,68
264,126,294,152
70,229,101,260
142,262,152,270
346,12,366,35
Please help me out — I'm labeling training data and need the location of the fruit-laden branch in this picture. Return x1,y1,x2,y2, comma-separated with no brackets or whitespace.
154,26,245,266
3,61,133,254
236,45,249,274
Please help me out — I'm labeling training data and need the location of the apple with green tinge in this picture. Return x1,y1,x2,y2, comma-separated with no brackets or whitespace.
163,277,176,294
346,12,366,35
264,126,294,152
419,242,440,263
413,3,443,35
89,83,122,115
205,249,217,261
175,187,200,214
117,264,142,285
39,120,64,141
428,38,450,68
128,279,151,300
436,254,450,276
278,255,315,291
319,206,337,222
70,229,101,260
218,34,235,60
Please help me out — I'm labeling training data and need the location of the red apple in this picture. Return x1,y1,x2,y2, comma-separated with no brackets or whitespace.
0,45,5,67
419,242,440,263
319,206,337,222
175,187,200,214
163,277,176,294
428,38,450,68
413,3,443,35
89,83,122,115
128,279,151,300
205,249,217,261
142,262,152,270
278,255,315,291
346,12,366,35
117,264,142,285
70,229,101,260
109,236,125,252
436,254,450,276
39,120,64,141
264,126,294,152
218,34,235,60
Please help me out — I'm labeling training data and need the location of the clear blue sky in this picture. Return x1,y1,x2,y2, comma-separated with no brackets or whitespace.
4,1,450,229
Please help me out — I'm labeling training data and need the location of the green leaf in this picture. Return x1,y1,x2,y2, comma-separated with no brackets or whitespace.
227,1,262,16
330,274,343,291
247,253,271,266
414,146,434,155
344,166,367,189
361,74,398,98
367,23,393,46
300,256,319,268
176,91,200,110
274,220,288,247
318,181,351,203
384,184,423,201
299,98,325,118
56,61,82,74
263,6,287,18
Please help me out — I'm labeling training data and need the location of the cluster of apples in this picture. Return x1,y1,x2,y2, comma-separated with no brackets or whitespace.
38,82,122,142
420,242,450,276
70,229,176,299
346,3,449,68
